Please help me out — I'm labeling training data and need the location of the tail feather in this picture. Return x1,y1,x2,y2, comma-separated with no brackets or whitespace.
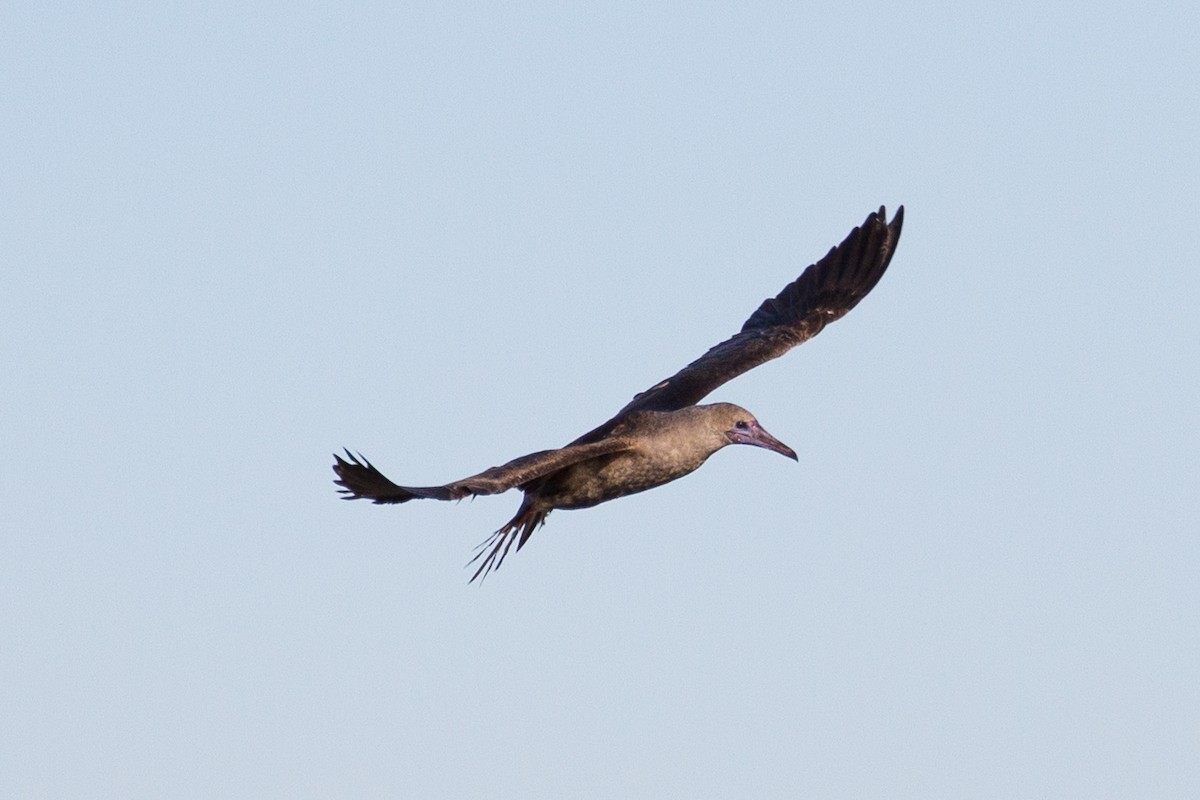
332,449,454,504
467,502,549,583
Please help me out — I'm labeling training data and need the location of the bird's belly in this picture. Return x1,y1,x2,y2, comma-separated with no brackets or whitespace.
547,450,705,511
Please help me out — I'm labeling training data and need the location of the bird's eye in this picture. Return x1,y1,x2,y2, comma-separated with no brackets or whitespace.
735,420,749,430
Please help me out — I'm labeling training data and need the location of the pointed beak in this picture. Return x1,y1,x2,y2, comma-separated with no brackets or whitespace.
732,422,798,461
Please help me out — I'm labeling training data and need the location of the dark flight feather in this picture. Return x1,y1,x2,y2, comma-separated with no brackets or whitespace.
574,206,902,444
333,438,636,504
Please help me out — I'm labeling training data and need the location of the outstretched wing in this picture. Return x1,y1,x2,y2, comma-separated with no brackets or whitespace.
575,206,902,443
333,437,635,504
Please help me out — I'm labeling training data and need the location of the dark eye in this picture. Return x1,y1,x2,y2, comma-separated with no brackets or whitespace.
734,420,749,430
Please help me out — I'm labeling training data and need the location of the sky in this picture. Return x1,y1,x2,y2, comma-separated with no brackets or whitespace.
3,1,1198,797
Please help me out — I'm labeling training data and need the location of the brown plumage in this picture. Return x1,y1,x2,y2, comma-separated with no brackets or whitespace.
334,206,904,581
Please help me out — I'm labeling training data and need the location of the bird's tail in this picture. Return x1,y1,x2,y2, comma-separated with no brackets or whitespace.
332,450,455,503
467,500,549,583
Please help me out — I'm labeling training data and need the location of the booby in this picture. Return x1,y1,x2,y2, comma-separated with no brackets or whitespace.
334,206,903,581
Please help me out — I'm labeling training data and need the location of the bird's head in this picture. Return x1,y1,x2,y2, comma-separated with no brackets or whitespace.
707,403,798,461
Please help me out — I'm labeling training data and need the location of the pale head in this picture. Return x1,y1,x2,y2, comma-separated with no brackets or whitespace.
702,402,798,461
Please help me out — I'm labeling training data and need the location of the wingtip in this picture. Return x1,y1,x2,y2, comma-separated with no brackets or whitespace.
887,205,904,248
869,204,904,249
871,204,903,228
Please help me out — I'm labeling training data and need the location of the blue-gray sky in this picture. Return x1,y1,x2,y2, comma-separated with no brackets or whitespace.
3,2,1198,797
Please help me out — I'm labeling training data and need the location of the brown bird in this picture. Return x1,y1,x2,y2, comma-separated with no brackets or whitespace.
334,205,903,581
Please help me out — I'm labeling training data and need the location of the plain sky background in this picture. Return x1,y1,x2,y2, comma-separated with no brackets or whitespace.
3,1,1198,797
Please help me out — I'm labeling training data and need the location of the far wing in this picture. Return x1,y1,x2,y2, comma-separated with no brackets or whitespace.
333,437,635,504
575,205,902,443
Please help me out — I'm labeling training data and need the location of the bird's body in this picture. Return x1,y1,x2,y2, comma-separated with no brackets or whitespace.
528,404,794,511
334,206,904,581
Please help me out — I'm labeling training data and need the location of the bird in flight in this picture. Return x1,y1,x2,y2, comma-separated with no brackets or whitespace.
334,206,904,581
